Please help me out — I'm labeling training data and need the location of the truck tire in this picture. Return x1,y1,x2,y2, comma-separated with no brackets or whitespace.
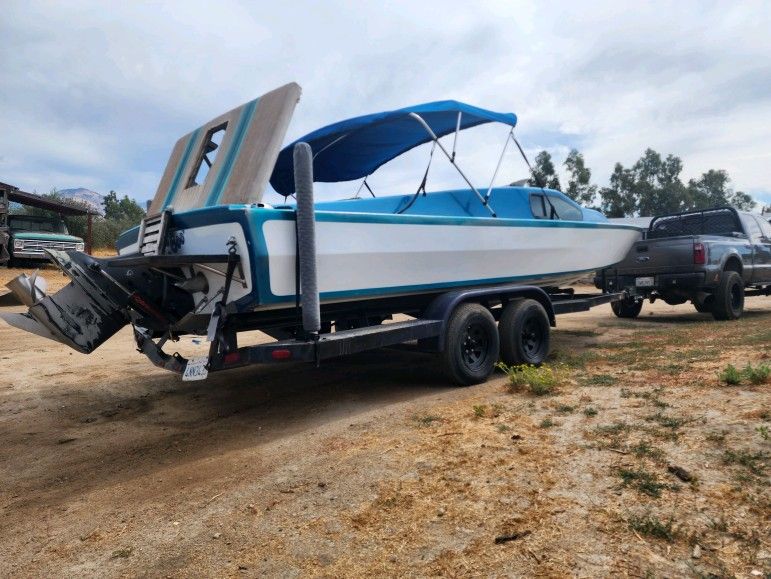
441,303,499,386
498,299,550,366
611,298,643,319
693,299,712,313
711,271,744,320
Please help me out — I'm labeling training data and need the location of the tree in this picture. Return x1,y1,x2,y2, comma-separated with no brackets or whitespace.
633,150,689,216
102,190,146,223
599,163,637,218
528,151,561,190
687,170,756,211
563,149,597,206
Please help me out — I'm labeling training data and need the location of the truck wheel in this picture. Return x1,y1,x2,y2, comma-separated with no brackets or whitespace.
498,299,550,366
441,303,499,386
693,299,712,313
711,271,744,320
611,298,643,319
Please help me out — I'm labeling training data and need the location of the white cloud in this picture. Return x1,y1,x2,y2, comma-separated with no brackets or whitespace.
0,0,769,206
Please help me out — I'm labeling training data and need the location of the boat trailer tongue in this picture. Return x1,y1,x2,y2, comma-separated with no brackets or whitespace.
0,250,158,354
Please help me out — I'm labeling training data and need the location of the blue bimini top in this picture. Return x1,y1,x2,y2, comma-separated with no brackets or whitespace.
269,100,518,196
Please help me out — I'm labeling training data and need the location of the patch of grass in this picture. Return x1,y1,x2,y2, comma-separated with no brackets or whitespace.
644,412,693,439
620,388,669,408
722,449,769,476
548,349,599,369
631,440,664,461
414,414,442,427
618,467,671,498
539,417,555,429
496,424,511,433
661,363,684,375
628,513,676,542
111,547,133,558
472,405,487,418
500,363,561,396
583,406,598,417
705,430,728,444
742,362,771,385
757,425,769,441
595,422,632,436
556,404,575,414
718,364,742,386
585,373,617,387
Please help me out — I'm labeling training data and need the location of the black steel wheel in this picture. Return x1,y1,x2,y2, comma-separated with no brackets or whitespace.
498,299,550,366
611,297,643,319
711,270,744,320
441,303,499,386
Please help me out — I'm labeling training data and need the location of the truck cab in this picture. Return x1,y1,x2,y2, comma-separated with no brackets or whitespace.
7,214,85,266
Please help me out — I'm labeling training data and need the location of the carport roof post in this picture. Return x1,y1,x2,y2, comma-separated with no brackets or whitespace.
0,181,98,253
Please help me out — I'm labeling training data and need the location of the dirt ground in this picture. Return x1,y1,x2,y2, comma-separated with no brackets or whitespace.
0,263,769,578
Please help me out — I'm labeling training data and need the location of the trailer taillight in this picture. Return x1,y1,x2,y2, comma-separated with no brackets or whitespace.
693,242,706,265
271,349,292,360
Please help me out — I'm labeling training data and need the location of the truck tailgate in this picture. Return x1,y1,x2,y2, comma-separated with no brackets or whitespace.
612,236,696,276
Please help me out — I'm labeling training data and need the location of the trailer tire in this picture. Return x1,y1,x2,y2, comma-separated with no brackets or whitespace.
611,298,643,319
441,303,499,386
711,271,744,320
498,299,550,366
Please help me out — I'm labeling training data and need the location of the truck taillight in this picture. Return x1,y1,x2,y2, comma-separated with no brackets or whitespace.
693,242,706,265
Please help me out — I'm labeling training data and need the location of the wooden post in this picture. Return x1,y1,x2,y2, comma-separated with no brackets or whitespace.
86,213,93,255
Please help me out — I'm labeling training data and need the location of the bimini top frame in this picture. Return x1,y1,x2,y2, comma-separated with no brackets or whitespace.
269,100,529,217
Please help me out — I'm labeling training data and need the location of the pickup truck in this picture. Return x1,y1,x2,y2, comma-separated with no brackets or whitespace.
6,214,85,267
597,206,771,320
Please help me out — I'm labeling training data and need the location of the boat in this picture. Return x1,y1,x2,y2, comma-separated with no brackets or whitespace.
1,82,641,365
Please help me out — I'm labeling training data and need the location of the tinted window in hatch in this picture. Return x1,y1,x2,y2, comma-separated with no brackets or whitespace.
530,194,547,218
548,196,583,221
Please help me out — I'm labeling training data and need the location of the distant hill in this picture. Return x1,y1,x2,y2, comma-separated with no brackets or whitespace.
58,188,105,215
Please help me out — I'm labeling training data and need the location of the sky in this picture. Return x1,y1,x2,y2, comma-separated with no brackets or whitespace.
1,0,770,209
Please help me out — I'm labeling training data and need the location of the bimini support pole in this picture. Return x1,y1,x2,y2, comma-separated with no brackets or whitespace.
294,142,321,338
484,127,515,202
408,112,497,217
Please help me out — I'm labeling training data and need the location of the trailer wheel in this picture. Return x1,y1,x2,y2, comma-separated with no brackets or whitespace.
498,299,550,366
611,297,643,318
711,271,744,320
441,303,499,386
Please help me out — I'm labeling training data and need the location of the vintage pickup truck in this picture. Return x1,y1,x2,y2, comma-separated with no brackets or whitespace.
6,214,85,267
597,206,771,320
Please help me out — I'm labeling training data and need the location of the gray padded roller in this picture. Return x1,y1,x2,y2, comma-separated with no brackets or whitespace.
293,142,321,334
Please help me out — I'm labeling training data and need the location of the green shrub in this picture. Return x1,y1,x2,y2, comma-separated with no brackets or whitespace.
628,513,676,542
742,363,771,385
718,364,742,385
499,363,560,396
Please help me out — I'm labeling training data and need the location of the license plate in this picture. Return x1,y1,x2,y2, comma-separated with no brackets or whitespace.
183,356,209,381
635,276,655,288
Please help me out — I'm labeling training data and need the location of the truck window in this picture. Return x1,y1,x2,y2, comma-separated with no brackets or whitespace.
754,215,771,240
741,214,762,242
9,216,68,234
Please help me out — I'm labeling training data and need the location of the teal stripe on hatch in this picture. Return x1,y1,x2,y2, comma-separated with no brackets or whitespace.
162,128,202,210
205,97,260,207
